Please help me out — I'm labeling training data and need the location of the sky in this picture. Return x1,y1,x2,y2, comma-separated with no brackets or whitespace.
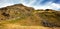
0,0,60,10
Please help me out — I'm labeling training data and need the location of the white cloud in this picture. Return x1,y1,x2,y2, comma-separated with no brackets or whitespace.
51,3,60,8
20,0,60,10
30,2,60,10
0,3,14,8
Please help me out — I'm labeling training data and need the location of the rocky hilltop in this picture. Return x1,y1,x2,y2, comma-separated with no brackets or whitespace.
0,4,60,29
0,4,34,20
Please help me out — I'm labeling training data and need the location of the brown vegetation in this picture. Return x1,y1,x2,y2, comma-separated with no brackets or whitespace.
0,4,60,29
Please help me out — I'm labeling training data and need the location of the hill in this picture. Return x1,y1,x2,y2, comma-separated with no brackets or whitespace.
0,4,60,29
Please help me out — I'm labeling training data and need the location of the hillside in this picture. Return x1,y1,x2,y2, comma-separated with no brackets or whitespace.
0,4,60,29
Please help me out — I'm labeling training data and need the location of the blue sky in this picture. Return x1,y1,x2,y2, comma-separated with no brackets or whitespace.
0,0,60,10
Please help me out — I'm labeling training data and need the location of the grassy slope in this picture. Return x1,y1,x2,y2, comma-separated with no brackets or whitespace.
0,4,60,29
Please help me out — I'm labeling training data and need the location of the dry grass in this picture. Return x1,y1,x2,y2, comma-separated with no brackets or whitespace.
0,23,60,29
